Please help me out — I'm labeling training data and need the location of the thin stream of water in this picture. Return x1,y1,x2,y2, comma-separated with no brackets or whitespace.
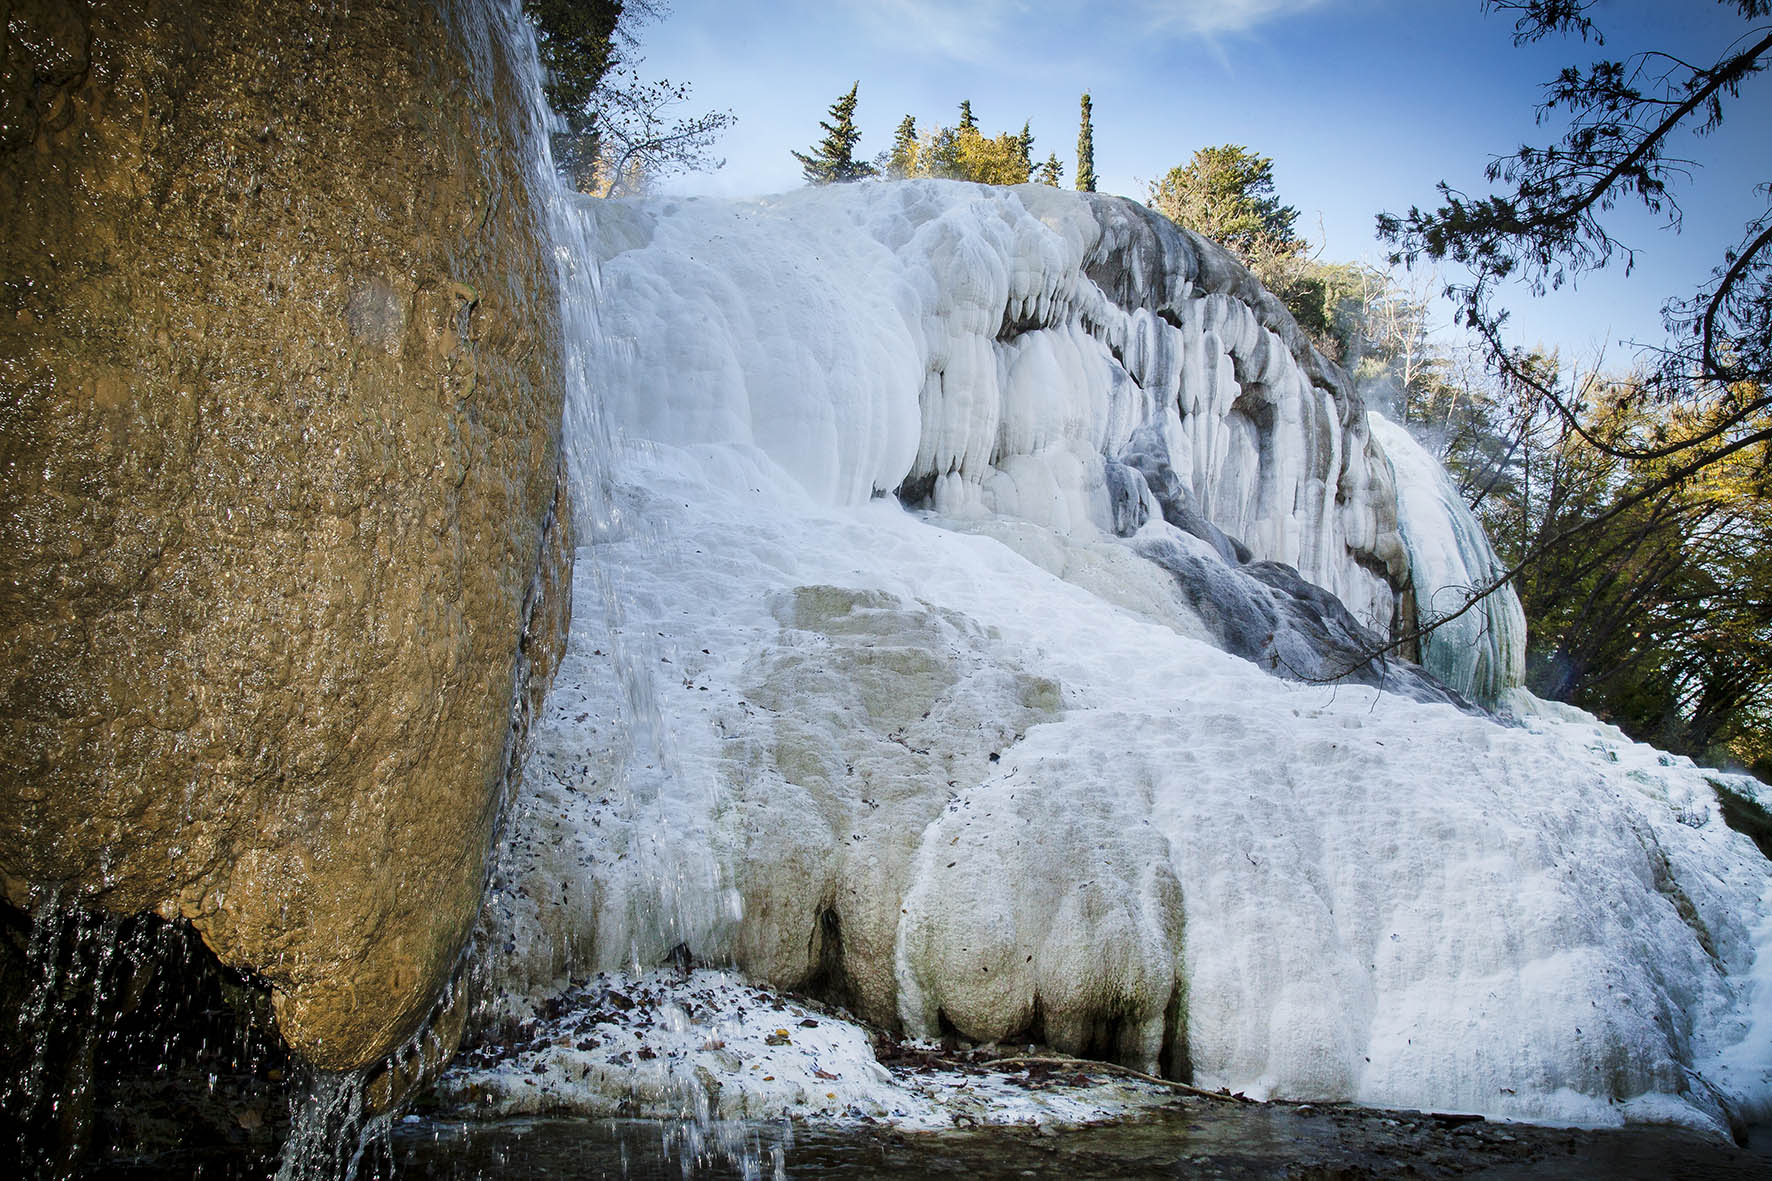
293,0,754,1176
268,0,688,1172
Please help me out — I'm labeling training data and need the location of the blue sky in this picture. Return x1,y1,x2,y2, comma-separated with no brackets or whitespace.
629,1,1769,367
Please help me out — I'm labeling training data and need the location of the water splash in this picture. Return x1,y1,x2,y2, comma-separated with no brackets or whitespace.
4,885,298,1175
3,887,147,1175
275,1072,384,1181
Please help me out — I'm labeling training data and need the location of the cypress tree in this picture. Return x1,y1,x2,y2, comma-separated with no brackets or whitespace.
793,82,879,184
1076,92,1096,192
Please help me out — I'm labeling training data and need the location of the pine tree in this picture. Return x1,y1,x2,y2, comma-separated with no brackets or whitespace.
1075,92,1096,192
1036,152,1064,187
1016,121,1034,175
958,99,977,131
887,115,918,179
792,82,878,184
1149,145,1302,259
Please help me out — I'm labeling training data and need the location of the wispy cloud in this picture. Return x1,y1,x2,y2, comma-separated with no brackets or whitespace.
838,0,1328,61
846,0,1030,64
1139,0,1328,37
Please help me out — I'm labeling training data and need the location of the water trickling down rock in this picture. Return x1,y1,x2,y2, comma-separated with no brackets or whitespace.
1,0,571,1073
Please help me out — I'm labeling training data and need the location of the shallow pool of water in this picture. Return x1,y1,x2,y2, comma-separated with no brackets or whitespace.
382,1104,1772,1180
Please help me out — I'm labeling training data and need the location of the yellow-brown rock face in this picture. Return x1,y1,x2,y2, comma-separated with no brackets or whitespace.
0,0,570,1069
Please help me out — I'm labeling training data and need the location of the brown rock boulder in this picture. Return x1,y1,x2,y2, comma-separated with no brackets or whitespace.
0,0,571,1069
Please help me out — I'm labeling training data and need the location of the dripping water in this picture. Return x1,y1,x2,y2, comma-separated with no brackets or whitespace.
2,885,297,1177
275,1072,382,1181
357,0,750,1176
269,0,688,1171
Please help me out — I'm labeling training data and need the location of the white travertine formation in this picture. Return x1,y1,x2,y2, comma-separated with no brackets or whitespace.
586,181,1405,635
469,180,1771,1136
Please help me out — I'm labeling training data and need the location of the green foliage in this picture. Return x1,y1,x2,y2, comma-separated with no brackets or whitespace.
885,103,1035,186
523,0,625,191
1075,92,1096,192
525,1,731,196
911,124,1032,185
885,115,918,179
1350,276,1772,774
794,82,879,184
953,127,1033,185
1266,258,1368,359
1035,152,1064,187
1510,392,1772,769
1149,145,1302,260
918,125,962,180
1355,304,1772,775
1402,351,1772,772
1146,144,1359,353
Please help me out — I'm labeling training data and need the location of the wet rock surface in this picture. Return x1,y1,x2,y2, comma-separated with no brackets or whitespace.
1132,535,1466,707
0,0,570,1070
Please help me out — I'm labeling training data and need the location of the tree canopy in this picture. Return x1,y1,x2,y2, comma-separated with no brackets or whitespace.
1146,145,1363,355
885,115,918,180
523,0,624,190
1149,145,1303,260
1501,380,1772,773
794,82,879,184
879,102,1037,186
524,0,732,195
1379,0,1772,478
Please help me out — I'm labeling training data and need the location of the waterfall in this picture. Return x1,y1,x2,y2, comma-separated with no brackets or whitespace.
1367,413,1527,706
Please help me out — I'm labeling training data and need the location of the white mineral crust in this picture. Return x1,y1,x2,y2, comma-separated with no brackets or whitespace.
473,180,1771,1135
